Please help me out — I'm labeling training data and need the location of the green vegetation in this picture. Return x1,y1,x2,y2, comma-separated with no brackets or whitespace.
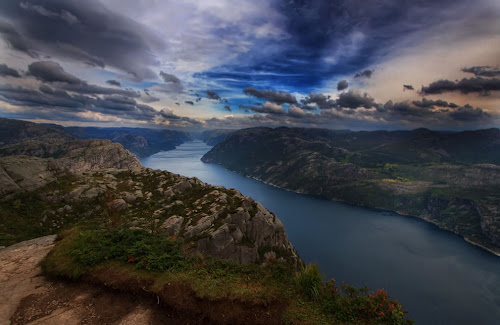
43,226,413,324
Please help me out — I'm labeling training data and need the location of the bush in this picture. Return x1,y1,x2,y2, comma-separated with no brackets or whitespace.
322,280,413,325
296,264,323,300
71,228,186,272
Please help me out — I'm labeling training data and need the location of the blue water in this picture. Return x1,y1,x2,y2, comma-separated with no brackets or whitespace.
142,140,500,324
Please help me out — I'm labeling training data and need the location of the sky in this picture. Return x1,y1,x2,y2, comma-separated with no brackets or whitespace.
0,0,499,131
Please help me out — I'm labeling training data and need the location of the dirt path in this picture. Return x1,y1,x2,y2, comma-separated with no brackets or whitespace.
0,236,204,325
0,235,56,325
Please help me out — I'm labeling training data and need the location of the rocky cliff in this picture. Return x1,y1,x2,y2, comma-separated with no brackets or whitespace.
0,156,298,264
202,127,500,254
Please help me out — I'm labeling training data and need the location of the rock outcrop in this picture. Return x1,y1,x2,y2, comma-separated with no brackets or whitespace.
0,156,58,195
0,156,299,265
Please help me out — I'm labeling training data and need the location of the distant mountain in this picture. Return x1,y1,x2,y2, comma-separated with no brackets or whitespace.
200,129,237,146
0,118,141,172
0,118,73,147
202,127,500,254
63,126,192,157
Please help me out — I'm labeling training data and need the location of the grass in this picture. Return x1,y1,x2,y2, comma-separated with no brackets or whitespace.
42,226,414,324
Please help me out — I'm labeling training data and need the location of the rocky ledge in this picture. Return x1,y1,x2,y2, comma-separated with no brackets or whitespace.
0,156,299,265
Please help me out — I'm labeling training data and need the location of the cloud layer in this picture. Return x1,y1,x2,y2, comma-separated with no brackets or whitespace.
0,0,498,130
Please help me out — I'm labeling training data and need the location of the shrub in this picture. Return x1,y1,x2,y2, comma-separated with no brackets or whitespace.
322,281,414,325
70,228,186,272
296,264,323,300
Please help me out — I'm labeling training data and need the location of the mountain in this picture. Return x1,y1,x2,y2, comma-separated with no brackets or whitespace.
202,127,500,254
200,129,237,146
64,126,192,157
0,118,142,172
0,117,73,147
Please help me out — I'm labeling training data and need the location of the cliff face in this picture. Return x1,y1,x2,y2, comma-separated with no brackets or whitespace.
202,127,500,254
0,156,299,265
50,139,142,172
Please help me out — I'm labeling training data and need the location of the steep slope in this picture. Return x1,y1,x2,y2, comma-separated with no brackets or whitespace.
202,127,500,254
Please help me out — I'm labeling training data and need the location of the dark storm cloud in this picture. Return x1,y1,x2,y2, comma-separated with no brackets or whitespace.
0,62,161,122
0,63,21,78
28,61,81,84
184,101,194,105
462,66,500,77
337,80,348,91
55,43,105,68
238,104,251,113
421,77,500,95
412,98,454,108
449,105,489,121
382,100,433,118
25,59,133,97
379,99,490,123
155,109,202,127
206,90,221,101
403,85,414,91
0,20,38,57
152,71,183,94
354,69,373,79
106,80,121,87
19,2,80,24
0,0,166,81
0,84,85,110
239,102,285,115
301,93,334,110
243,87,297,104
160,71,181,84
336,90,376,109
0,83,161,121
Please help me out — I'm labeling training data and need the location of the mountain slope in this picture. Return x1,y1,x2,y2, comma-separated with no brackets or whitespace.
202,127,500,254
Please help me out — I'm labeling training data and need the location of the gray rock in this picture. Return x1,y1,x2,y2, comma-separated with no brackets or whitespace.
108,198,128,211
0,156,58,195
161,216,184,236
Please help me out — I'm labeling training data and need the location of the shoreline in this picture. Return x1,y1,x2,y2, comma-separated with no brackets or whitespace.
214,165,500,258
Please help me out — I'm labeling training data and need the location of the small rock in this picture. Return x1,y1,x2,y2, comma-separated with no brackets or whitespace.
108,198,128,211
